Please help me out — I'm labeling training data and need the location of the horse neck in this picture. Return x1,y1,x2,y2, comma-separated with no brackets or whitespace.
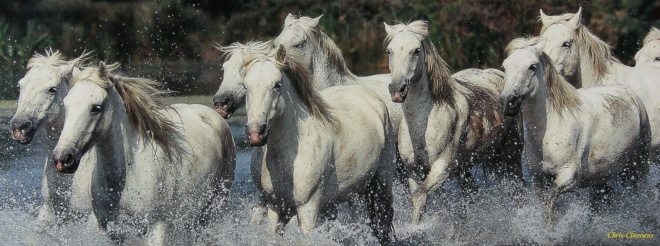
267,86,311,156
578,45,632,87
311,44,358,89
403,68,435,113
520,70,552,147
95,90,136,178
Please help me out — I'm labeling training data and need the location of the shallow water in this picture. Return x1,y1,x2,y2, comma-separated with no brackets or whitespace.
0,114,658,245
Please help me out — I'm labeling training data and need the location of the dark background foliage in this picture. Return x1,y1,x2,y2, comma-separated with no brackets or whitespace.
0,0,658,98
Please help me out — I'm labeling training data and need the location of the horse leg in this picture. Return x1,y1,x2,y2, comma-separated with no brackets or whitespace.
544,186,558,228
267,206,292,236
296,189,322,234
546,165,577,228
501,118,525,185
365,168,395,244
146,221,171,246
250,194,267,225
532,174,553,228
411,158,449,224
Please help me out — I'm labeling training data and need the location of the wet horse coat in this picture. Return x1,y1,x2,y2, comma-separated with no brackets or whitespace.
52,63,236,244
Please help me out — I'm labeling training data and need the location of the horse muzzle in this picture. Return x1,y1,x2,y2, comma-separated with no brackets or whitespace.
501,95,522,116
213,94,237,119
52,152,80,174
389,83,409,103
245,124,268,146
9,119,36,144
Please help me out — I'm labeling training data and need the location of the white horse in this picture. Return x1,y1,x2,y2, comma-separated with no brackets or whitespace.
635,27,660,66
212,40,272,118
383,21,524,224
540,8,660,161
9,50,97,232
501,37,650,226
212,40,276,225
271,15,408,176
52,62,236,244
242,45,395,243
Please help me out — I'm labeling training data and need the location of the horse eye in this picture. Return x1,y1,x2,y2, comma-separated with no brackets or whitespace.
274,82,282,90
654,57,660,62
529,64,537,71
562,42,571,48
293,41,305,49
90,105,102,114
413,48,420,56
48,87,57,95
385,49,391,55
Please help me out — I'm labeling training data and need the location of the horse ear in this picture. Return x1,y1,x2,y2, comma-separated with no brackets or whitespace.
99,61,109,81
539,9,550,24
568,7,582,28
384,22,395,36
310,14,323,27
532,38,547,55
276,44,287,62
60,64,75,85
284,13,296,26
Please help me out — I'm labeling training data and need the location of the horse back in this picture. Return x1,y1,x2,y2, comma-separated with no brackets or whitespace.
578,86,650,181
320,85,392,190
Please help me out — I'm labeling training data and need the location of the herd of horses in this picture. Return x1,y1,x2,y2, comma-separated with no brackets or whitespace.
6,7,660,245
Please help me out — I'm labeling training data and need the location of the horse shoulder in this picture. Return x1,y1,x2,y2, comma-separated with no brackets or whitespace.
425,102,461,159
452,68,505,94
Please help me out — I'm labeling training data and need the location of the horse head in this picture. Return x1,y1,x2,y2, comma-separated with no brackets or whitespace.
10,50,84,144
383,21,429,103
272,14,323,72
501,38,546,116
539,8,582,78
213,41,272,118
242,45,289,146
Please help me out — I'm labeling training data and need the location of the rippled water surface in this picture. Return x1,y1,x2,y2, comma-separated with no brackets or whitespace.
0,106,658,245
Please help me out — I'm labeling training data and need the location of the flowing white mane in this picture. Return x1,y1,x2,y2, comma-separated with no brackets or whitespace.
216,40,272,61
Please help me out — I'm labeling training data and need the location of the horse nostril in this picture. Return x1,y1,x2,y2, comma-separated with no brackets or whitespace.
214,95,231,108
399,84,408,93
258,124,267,135
508,96,519,107
63,154,74,165
19,121,33,131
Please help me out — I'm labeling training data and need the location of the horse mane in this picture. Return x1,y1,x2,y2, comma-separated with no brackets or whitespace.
283,15,357,80
384,20,456,107
26,49,69,69
643,27,660,45
507,37,582,116
70,65,179,159
540,13,619,80
242,51,338,131
216,40,272,62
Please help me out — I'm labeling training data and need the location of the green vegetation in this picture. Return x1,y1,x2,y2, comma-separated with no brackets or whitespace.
0,0,657,99
0,18,51,99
